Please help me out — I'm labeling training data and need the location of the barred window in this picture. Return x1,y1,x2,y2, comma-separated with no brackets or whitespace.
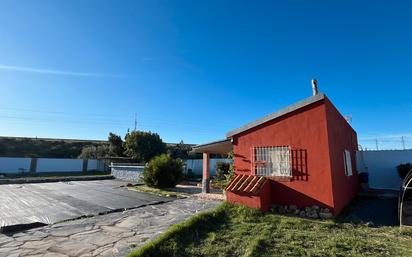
253,146,292,177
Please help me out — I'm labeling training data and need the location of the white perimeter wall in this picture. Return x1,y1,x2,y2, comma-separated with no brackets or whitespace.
0,157,31,174
0,157,231,175
37,158,84,172
0,157,105,173
185,158,232,176
356,150,412,190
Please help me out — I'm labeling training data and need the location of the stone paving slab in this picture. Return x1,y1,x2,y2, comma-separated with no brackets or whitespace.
0,197,220,257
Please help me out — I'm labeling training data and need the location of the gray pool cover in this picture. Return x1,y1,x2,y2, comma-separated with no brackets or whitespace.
0,180,171,231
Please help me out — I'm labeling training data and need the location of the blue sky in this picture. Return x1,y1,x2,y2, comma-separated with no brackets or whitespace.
0,0,411,149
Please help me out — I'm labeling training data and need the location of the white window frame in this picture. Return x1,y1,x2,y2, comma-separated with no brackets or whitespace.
253,146,292,177
343,150,353,176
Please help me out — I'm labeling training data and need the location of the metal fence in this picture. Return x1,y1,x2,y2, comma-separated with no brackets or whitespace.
359,136,412,151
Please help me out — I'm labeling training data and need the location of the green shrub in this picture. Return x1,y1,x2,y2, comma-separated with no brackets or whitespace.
143,154,183,188
215,161,230,180
397,163,412,179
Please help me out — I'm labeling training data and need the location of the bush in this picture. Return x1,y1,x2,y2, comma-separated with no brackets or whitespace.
397,163,412,179
143,154,183,188
215,162,230,180
78,145,110,159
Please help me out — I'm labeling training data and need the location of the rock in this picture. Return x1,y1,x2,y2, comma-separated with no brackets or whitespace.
311,205,320,211
320,208,331,213
294,209,300,215
278,206,286,214
308,211,319,219
289,205,298,211
269,204,279,213
319,212,333,219
299,211,306,217
305,207,311,213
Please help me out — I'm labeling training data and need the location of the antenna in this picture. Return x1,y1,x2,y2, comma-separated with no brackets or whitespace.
134,113,137,131
402,136,406,150
344,115,352,123
311,78,318,96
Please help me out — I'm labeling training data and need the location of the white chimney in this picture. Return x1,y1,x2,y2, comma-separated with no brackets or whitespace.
311,79,318,96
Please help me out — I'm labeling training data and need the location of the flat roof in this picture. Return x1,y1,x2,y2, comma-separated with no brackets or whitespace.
226,93,326,138
192,139,232,154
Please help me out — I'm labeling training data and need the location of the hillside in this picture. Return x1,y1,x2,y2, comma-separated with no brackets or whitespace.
0,136,106,158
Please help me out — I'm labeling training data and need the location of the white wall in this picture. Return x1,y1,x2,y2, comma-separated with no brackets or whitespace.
0,157,31,174
185,158,232,176
0,157,105,173
356,150,412,190
37,158,83,172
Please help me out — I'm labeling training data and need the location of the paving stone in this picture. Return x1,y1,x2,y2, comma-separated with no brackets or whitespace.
92,244,114,256
71,232,119,247
49,224,92,237
43,253,68,257
101,224,131,234
21,239,54,249
48,240,97,256
1,197,220,257
0,235,14,245
0,246,18,253
2,240,24,248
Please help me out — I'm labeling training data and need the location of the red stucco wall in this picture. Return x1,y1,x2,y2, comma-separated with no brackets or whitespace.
324,98,359,214
232,100,336,211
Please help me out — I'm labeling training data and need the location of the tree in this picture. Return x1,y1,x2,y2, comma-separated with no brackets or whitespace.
78,145,110,159
123,131,167,162
167,140,192,159
108,132,124,157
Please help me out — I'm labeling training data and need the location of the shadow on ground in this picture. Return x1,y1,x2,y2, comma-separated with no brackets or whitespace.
339,196,398,226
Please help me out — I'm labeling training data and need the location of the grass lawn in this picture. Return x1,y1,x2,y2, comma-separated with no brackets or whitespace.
128,202,412,257
130,185,188,198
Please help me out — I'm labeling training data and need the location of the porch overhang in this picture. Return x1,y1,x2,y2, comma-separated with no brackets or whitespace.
192,139,233,154
192,139,233,194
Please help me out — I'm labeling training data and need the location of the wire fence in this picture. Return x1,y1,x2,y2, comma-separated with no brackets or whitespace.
358,136,412,151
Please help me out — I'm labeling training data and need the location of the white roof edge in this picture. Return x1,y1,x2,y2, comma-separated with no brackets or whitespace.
226,93,326,138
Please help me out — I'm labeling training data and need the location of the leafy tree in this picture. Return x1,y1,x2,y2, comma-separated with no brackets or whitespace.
108,132,124,157
78,145,110,159
124,131,167,162
142,154,183,188
168,140,192,159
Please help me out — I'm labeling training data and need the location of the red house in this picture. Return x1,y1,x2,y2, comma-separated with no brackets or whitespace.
193,90,359,216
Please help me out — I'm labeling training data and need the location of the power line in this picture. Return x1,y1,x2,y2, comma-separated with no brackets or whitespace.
0,106,225,129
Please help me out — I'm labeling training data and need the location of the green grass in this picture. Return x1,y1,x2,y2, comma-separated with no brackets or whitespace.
130,185,187,198
128,203,412,257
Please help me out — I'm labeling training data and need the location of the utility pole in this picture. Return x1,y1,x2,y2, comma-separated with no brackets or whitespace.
375,138,379,151
402,136,406,150
134,113,137,131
